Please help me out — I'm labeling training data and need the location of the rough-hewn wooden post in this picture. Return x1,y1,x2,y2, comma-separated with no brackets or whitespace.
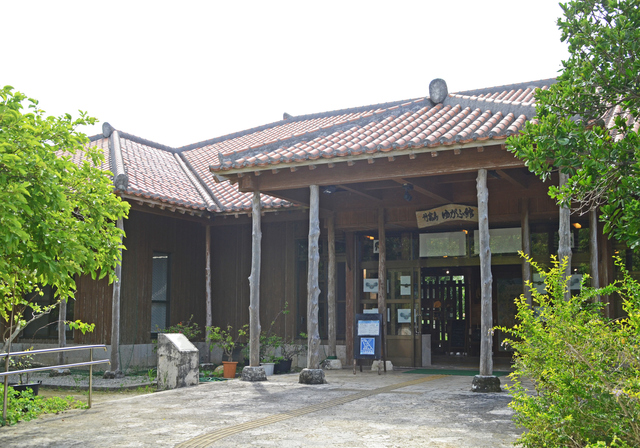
558,172,572,300
377,208,387,368
521,199,532,305
108,218,124,374
590,209,600,296
307,185,321,369
58,298,66,366
249,192,262,367
327,214,337,358
477,169,493,377
205,224,213,351
345,232,355,364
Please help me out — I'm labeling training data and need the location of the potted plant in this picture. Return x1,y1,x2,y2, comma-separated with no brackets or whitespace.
206,324,248,378
277,333,307,374
8,347,42,395
259,331,282,376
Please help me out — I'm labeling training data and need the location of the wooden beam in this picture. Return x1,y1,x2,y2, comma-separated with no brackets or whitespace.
340,184,383,202
496,169,528,189
306,185,321,370
477,169,493,377
393,178,451,203
327,215,336,358
237,146,523,193
377,208,387,371
249,191,262,367
558,172,572,300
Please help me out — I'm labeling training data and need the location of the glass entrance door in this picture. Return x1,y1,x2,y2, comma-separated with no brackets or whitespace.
421,269,469,355
386,268,420,366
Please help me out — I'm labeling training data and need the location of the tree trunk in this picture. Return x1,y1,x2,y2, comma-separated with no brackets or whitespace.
477,169,493,377
558,172,572,300
307,185,321,369
377,208,387,367
521,199,532,305
58,299,66,366
327,214,337,358
109,218,124,372
205,224,212,357
249,192,262,367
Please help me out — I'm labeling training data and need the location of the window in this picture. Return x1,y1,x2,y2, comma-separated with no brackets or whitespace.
21,285,73,340
151,252,170,334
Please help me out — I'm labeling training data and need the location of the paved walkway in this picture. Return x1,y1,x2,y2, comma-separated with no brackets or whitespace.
0,369,521,447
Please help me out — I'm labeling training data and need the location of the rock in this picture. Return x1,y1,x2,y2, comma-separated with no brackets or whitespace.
241,366,267,382
50,369,71,377
322,359,342,370
213,365,224,375
299,368,326,384
471,375,502,393
371,360,393,371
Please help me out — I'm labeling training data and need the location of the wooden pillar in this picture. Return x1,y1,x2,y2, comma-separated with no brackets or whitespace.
521,199,532,305
307,185,321,369
58,298,67,365
345,232,355,364
590,209,600,294
377,208,387,366
558,172,572,300
108,218,124,373
477,169,493,377
249,192,262,367
205,224,213,349
327,214,337,358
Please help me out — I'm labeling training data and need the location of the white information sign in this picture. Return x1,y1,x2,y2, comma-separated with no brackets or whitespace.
358,320,380,336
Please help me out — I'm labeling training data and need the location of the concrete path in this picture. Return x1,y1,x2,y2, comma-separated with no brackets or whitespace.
0,369,521,447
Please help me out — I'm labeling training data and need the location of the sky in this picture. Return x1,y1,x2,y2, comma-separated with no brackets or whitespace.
3,0,568,148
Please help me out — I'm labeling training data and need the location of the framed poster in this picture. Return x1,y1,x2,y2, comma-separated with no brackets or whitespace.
397,308,412,324
363,278,379,293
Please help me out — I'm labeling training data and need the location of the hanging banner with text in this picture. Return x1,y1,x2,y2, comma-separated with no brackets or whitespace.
416,204,478,228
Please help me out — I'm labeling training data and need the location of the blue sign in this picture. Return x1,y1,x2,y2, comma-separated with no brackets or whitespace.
360,337,375,355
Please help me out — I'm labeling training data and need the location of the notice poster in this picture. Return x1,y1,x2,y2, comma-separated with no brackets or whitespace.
358,320,380,336
400,276,411,295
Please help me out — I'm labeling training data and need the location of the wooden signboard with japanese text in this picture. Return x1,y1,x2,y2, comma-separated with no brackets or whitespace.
416,204,478,229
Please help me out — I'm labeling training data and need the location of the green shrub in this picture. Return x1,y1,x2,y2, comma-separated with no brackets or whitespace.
499,255,640,448
0,386,86,426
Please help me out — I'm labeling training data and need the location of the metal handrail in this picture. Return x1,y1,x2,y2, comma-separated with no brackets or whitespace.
2,344,110,424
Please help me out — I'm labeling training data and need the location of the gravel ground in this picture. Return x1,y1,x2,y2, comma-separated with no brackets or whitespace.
0,369,522,447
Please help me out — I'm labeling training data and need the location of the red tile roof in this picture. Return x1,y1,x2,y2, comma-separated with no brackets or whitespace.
206,79,554,173
87,78,556,213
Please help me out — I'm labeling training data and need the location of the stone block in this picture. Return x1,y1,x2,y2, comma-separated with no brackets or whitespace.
299,368,326,384
471,375,502,393
50,369,71,377
157,333,199,390
241,366,267,382
371,360,393,371
321,358,342,370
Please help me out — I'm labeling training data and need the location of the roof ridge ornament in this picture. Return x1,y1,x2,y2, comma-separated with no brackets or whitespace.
429,78,448,104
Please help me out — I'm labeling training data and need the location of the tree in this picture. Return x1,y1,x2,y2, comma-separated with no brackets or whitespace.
508,0,640,248
0,86,130,352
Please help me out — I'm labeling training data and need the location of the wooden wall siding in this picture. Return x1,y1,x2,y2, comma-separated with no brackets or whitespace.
74,275,112,344
210,221,299,341
117,210,207,344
